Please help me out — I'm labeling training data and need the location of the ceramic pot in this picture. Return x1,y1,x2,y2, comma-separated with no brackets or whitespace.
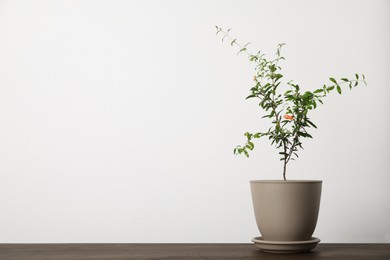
250,180,322,241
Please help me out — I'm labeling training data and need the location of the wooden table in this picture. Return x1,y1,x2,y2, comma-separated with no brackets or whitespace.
0,243,389,259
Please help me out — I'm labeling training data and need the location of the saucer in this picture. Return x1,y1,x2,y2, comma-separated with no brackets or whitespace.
251,237,320,253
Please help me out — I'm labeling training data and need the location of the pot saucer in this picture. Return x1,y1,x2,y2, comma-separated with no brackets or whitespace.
251,237,320,253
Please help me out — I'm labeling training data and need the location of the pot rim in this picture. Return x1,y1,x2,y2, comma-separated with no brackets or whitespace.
250,180,322,183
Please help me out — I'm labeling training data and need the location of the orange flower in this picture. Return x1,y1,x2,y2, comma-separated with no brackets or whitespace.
253,75,257,81
284,114,294,120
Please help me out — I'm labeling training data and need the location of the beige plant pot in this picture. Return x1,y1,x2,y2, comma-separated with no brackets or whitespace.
250,180,322,242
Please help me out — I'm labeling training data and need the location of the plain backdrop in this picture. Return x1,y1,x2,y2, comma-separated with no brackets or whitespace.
0,0,389,243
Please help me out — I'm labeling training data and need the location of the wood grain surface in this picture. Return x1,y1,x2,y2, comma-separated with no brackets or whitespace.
0,243,389,260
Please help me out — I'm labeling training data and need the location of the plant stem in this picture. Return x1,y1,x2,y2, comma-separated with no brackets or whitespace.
282,139,287,181
217,28,251,56
286,123,303,164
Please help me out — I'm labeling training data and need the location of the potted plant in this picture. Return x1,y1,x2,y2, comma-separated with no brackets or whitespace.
216,26,366,253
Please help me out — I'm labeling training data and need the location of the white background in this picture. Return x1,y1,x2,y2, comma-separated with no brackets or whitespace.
0,0,389,243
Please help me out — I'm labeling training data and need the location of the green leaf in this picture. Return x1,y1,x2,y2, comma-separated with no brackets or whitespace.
238,48,247,55
329,77,337,84
355,74,359,80
306,119,317,128
231,39,237,46
244,132,252,139
305,132,313,138
293,84,300,91
246,94,257,99
269,64,277,72
272,74,283,82
215,26,222,35
341,78,349,82
247,141,254,150
298,132,313,138
313,89,323,94
336,85,342,94
327,86,335,91
243,150,249,157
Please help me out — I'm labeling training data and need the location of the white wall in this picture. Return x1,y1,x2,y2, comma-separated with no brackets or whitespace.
0,0,389,243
